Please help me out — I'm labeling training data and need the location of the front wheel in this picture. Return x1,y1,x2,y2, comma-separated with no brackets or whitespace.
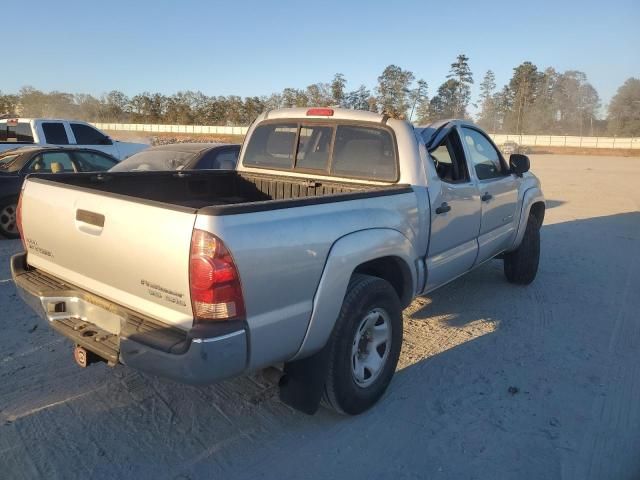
504,214,540,284
322,274,403,415
0,202,19,239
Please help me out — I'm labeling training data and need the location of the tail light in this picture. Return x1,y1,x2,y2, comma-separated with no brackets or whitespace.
16,189,25,249
189,229,245,322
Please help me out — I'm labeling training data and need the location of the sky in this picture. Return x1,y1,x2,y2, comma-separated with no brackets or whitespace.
3,0,639,114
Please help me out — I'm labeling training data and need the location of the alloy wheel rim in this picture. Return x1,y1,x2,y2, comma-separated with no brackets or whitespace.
0,205,17,234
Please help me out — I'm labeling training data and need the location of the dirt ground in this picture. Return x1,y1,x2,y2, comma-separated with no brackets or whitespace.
1,154,639,479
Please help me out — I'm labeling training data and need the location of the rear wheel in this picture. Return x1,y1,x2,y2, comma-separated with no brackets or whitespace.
504,214,540,284
322,274,403,415
0,201,19,239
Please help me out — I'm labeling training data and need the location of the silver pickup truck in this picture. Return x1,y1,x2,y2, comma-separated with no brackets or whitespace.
11,107,545,415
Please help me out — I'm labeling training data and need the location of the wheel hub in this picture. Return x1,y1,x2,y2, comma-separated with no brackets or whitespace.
0,205,18,234
351,308,392,388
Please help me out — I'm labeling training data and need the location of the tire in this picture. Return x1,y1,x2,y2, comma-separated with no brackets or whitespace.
0,201,19,239
504,214,540,285
322,274,403,415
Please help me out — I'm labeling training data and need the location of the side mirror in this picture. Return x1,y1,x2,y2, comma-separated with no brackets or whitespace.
100,136,113,146
509,154,530,177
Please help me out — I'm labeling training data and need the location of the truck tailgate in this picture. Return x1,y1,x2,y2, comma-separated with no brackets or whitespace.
20,178,197,330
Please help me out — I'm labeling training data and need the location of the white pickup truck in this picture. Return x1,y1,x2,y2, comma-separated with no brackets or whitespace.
12,107,545,415
0,118,147,160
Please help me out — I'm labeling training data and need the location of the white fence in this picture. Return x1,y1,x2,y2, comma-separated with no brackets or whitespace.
92,122,640,150
490,134,639,150
93,122,248,136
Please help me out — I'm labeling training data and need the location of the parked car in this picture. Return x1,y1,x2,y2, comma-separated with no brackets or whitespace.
0,146,118,238
110,143,240,172
12,107,545,415
0,118,147,159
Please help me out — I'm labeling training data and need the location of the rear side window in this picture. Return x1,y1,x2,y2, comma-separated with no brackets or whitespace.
71,123,108,145
0,122,34,142
243,122,397,181
42,123,69,145
243,124,296,169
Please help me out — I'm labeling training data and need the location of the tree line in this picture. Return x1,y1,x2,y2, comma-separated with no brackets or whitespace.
1,56,639,136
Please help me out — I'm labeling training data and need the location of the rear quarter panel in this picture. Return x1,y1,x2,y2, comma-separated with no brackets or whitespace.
195,191,420,369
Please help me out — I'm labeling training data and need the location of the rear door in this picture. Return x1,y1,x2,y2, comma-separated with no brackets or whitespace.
40,122,71,145
20,179,197,329
459,127,519,264
424,129,481,291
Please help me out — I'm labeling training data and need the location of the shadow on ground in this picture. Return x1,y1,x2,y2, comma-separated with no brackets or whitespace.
1,212,639,480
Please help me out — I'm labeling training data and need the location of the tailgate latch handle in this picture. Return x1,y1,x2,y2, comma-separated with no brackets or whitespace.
76,209,105,228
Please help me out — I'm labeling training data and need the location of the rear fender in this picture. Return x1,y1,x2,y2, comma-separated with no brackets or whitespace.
291,228,418,360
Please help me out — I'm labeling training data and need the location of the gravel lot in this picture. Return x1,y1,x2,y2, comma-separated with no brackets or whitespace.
1,154,639,479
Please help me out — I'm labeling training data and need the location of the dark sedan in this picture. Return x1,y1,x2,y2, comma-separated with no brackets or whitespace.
109,143,241,172
0,146,118,238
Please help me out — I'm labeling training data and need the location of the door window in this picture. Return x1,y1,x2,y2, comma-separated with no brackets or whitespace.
41,123,69,145
71,123,110,145
461,127,505,180
430,131,469,183
29,152,75,173
73,151,117,171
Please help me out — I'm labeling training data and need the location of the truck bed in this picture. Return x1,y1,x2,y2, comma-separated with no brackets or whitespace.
27,170,409,214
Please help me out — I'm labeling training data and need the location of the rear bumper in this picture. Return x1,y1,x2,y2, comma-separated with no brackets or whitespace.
10,252,248,384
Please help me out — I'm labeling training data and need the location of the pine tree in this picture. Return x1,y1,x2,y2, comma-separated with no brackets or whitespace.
477,70,497,131
503,62,543,133
429,79,459,120
376,65,415,119
409,79,429,123
446,54,474,117
331,73,347,106
345,85,371,110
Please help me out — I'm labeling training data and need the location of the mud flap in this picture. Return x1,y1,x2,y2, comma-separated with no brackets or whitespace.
279,343,331,415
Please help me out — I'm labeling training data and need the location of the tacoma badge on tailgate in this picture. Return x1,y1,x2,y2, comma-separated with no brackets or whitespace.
140,279,187,307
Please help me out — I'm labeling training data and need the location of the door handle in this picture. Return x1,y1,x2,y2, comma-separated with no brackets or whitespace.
481,192,493,202
435,202,451,214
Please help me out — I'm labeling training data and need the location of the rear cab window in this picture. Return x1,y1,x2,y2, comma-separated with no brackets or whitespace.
0,122,34,143
243,121,398,181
